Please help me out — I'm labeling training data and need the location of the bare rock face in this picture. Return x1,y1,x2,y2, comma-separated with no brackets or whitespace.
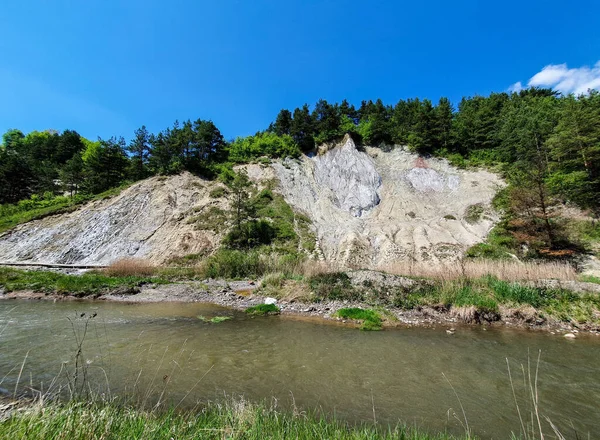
313,136,381,217
0,173,225,265
272,137,503,266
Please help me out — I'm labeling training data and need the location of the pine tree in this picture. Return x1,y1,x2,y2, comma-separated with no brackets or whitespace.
273,109,293,136
434,97,454,150
290,104,315,152
127,126,151,180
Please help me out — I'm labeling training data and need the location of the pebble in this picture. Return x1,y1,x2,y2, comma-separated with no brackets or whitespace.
564,333,576,339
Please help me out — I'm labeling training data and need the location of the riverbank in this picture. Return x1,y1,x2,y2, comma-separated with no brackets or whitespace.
0,396,466,440
2,266,599,335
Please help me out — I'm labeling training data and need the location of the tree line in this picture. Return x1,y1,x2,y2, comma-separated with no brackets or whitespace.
1,87,599,253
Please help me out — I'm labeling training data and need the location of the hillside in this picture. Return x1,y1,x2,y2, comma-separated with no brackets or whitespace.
0,137,502,267
0,173,225,265
271,136,502,266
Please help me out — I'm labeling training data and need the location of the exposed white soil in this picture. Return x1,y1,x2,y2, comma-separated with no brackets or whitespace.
272,135,504,266
0,173,227,265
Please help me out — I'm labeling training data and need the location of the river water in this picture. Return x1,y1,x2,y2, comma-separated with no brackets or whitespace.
1,300,598,438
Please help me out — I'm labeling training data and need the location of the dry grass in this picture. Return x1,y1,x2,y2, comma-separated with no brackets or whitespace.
291,260,339,278
380,259,577,282
104,259,157,277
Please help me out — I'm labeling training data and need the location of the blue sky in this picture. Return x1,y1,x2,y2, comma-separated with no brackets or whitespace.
1,0,599,142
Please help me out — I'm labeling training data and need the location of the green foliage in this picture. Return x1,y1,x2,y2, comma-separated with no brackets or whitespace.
334,307,383,330
465,243,511,260
0,267,162,296
485,277,548,307
581,275,600,284
309,272,362,301
200,249,264,279
199,248,304,279
229,132,300,163
0,400,464,440
464,204,485,224
444,285,499,312
245,303,280,315
189,206,229,232
209,186,227,198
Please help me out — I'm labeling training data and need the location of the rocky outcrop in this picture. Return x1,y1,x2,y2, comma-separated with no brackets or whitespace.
272,135,503,266
0,173,225,265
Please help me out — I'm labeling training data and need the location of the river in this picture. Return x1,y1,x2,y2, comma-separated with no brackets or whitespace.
0,300,598,438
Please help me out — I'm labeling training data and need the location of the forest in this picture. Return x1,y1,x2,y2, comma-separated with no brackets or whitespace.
1,87,599,259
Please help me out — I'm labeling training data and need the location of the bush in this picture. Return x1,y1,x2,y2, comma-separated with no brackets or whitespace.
465,243,510,260
464,204,485,224
199,249,265,279
229,132,300,163
224,219,277,248
209,187,228,198
309,272,362,301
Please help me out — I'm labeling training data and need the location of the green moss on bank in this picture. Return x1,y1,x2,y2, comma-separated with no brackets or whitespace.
245,303,280,315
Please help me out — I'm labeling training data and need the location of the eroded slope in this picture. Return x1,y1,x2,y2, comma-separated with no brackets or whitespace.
272,136,503,266
0,173,225,265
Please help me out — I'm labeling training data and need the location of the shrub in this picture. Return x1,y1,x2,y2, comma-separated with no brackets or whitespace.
224,219,277,248
199,249,265,279
209,187,228,198
309,272,362,301
464,204,485,224
189,206,229,232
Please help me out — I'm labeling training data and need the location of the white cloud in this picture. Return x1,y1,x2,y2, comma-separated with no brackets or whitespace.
509,61,600,95
508,81,523,93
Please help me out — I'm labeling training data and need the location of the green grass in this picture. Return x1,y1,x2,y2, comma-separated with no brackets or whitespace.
334,307,383,331
245,303,280,315
199,247,304,280
580,275,600,284
0,399,464,440
0,267,165,296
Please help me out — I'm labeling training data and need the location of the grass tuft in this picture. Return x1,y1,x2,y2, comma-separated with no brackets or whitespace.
334,307,383,331
245,303,280,316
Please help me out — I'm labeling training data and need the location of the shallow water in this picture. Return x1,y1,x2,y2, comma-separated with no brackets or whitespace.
1,300,599,438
